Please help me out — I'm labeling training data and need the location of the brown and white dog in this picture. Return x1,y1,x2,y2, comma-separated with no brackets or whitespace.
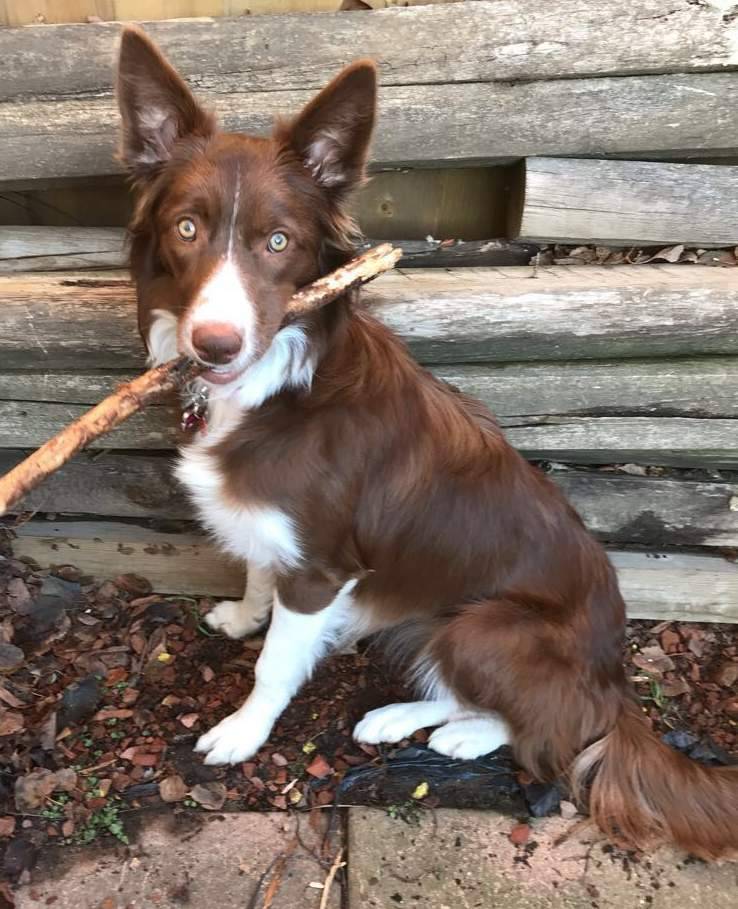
116,28,737,859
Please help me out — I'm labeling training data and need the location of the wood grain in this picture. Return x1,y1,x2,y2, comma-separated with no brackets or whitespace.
3,2,736,100
2,265,738,369
3,450,737,549
511,157,738,247
10,519,738,621
3,72,738,184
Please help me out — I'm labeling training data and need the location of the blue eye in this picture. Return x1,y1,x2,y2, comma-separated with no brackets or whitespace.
177,217,197,241
267,231,289,253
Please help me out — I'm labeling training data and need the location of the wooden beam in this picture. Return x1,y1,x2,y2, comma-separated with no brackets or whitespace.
0,227,538,273
510,157,738,247
8,519,738,621
2,265,738,369
2,450,737,550
3,72,738,185
2,3,736,102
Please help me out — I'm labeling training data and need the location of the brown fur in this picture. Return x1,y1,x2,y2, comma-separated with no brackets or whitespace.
118,28,738,860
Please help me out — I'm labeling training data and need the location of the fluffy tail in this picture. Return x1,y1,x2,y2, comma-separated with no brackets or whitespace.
571,699,738,860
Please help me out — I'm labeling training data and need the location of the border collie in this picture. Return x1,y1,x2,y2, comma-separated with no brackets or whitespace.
116,27,737,859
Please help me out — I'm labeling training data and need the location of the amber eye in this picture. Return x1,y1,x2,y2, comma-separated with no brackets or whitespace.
267,231,289,253
177,217,197,241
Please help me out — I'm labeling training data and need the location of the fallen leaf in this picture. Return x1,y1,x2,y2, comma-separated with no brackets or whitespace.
178,713,199,729
0,644,24,673
0,686,25,710
0,711,24,736
411,781,429,800
271,753,288,767
131,753,159,767
189,782,227,811
0,818,15,838
632,645,675,677
61,819,75,838
200,665,215,683
93,708,134,722
305,755,332,779
509,823,530,846
649,244,684,264
14,769,77,812
159,775,189,803
302,741,317,755
661,678,690,698
713,661,738,688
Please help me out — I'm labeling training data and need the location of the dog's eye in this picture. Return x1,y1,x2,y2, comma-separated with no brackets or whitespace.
267,231,289,253
177,218,197,241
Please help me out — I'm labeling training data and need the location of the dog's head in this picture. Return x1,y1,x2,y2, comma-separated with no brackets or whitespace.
116,27,376,385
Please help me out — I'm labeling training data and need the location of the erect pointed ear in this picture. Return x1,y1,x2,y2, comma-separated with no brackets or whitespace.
116,26,215,179
278,60,377,194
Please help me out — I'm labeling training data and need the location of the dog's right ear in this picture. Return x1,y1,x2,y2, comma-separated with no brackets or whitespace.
116,27,215,180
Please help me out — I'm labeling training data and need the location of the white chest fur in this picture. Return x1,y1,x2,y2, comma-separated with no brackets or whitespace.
175,398,303,570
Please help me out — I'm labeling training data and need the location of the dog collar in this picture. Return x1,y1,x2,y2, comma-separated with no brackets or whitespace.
180,379,210,434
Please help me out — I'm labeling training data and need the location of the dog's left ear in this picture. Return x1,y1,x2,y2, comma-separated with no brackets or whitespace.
280,60,377,194
116,26,215,180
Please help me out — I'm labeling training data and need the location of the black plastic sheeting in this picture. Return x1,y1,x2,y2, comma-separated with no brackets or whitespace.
336,729,734,818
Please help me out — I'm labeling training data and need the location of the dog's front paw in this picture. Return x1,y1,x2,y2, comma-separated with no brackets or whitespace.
205,600,270,640
194,711,269,765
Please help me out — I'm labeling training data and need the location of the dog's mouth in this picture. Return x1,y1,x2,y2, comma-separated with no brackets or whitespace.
200,363,248,385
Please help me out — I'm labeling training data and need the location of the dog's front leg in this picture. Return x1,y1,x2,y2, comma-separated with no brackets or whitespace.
205,564,274,639
195,573,355,765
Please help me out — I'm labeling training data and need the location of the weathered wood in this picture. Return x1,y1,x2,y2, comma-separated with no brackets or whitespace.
3,72,738,185
5,403,734,465
4,359,737,416
511,157,738,247
2,369,737,465
501,416,738,468
3,450,737,549
0,227,127,272
554,469,738,549
2,3,736,102
0,227,538,273
8,519,738,621
2,265,738,369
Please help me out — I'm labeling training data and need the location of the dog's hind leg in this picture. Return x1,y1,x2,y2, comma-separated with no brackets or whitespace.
205,564,274,639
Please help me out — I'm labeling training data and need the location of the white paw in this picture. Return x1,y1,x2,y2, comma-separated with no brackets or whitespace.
205,600,270,640
354,701,456,744
428,715,509,760
194,711,271,765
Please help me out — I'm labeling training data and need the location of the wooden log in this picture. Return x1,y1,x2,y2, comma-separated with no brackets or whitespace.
510,157,738,247
4,403,734,465
0,227,538,273
2,360,738,466
2,265,738,369
4,359,737,416
2,449,737,550
3,72,738,186
0,227,126,272
2,3,735,102
9,519,738,621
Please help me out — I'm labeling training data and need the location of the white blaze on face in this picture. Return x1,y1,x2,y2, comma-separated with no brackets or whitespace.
183,162,256,367
188,258,256,360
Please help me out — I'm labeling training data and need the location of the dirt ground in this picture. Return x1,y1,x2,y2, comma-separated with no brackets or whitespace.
0,536,735,895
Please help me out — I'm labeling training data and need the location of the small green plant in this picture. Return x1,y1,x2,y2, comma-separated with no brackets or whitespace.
386,799,422,825
75,800,128,845
41,792,70,821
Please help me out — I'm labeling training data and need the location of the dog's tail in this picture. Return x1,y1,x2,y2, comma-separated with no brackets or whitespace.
571,698,738,860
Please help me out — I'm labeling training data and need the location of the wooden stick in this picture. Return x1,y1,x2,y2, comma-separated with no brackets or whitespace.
0,244,401,516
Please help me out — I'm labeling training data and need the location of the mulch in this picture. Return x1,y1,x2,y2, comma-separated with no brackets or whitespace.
0,538,735,886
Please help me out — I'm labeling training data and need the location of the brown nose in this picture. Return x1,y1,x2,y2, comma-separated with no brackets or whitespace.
191,323,243,365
